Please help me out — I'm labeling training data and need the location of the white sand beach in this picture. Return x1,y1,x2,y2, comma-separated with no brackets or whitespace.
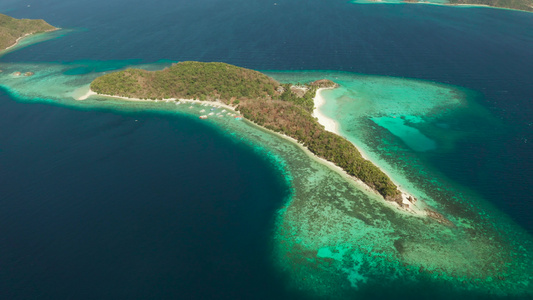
312,88,339,134
312,87,427,216
77,88,237,111
76,89,96,100
3,34,30,52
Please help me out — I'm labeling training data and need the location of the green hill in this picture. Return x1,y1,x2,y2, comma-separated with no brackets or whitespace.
0,13,57,51
91,61,281,102
91,61,402,201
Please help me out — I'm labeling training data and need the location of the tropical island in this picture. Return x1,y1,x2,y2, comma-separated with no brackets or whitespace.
446,0,532,11
358,0,533,12
0,13,57,51
91,61,407,204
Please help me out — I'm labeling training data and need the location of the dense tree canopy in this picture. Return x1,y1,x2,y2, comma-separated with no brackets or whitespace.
91,61,281,102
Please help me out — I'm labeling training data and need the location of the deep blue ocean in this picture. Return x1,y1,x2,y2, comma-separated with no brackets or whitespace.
0,0,532,298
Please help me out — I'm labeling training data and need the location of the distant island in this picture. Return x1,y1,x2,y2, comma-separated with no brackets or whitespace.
445,0,533,11
91,61,405,204
0,13,57,51
358,0,533,12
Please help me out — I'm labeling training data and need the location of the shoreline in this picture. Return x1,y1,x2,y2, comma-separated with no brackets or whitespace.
443,2,533,13
312,88,340,134
353,0,533,13
312,88,428,216
80,85,427,217
1,28,60,53
412,1,532,13
4,34,31,52
77,88,237,112
271,122,428,217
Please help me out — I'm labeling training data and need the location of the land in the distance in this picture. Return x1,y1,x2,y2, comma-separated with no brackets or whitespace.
358,0,533,12
91,61,406,204
0,13,57,51
444,0,532,11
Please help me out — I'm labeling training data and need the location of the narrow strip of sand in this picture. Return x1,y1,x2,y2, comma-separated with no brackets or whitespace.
3,34,30,52
312,87,427,216
312,88,339,134
78,88,237,111
77,89,96,100
1,28,60,54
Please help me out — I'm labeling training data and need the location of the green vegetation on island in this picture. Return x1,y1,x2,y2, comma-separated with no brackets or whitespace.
398,0,533,12
91,61,280,102
446,0,533,11
91,61,402,201
0,13,57,51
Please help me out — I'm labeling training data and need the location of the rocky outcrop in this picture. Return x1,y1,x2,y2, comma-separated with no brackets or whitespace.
311,79,338,89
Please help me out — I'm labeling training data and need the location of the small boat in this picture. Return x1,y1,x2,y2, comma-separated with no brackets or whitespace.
234,115,243,120
199,115,208,119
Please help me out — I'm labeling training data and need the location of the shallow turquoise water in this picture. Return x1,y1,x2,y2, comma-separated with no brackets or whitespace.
268,71,533,298
1,60,531,298
371,116,437,152
1,0,532,298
